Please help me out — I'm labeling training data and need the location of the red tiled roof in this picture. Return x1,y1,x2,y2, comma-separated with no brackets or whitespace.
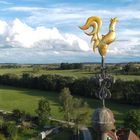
119,130,140,140
127,130,139,140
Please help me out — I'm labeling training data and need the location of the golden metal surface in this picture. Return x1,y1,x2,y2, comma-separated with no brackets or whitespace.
80,16,118,57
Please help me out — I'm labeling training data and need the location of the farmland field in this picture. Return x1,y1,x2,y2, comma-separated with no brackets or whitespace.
0,85,139,126
0,67,140,80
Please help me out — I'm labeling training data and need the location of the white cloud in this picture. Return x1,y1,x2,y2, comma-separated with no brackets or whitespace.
6,6,45,12
0,20,8,35
5,5,140,26
0,18,90,52
121,29,140,36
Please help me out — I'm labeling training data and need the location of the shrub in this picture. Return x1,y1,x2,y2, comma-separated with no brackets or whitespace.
36,97,51,126
3,121,18,140
0,134,6,140
124,109,140,136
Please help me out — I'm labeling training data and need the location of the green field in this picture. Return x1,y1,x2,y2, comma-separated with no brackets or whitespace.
0,86,62,118
0,67,140,80
0,67,94,77
114,74,140,81
0,85,139,126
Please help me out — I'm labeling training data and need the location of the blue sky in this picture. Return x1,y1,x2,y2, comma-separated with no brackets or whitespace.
0,0,139,63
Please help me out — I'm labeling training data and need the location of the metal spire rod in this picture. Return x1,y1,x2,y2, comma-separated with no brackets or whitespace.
98,56,113,107
101,56,106,107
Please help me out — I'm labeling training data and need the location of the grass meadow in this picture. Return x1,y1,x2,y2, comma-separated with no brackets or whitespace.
0,85,139,127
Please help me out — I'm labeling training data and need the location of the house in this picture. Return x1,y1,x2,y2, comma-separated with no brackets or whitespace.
107,129,140,140
119,130,140,140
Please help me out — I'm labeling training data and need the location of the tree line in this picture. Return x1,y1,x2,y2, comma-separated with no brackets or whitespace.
0,73,139,105
60,63,83,70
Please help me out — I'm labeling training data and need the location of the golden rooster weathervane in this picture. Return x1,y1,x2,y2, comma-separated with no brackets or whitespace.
80,16,118,107
79,16,118,57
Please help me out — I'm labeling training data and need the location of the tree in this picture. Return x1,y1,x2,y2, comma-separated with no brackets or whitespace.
72,98,90,125
124,109,140,136
12,109,28,123
60,63,83,70
59,88,73,122
59,88,90,140
60,88,90,124
122,63,139,75
72,98,90,140
21,73,33,88
36,97,51,126
32,65,40,73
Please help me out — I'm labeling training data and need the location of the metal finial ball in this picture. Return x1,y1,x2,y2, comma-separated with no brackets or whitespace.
92,107,115,132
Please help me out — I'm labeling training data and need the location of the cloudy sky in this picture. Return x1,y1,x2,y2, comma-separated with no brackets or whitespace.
0,0,139,63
